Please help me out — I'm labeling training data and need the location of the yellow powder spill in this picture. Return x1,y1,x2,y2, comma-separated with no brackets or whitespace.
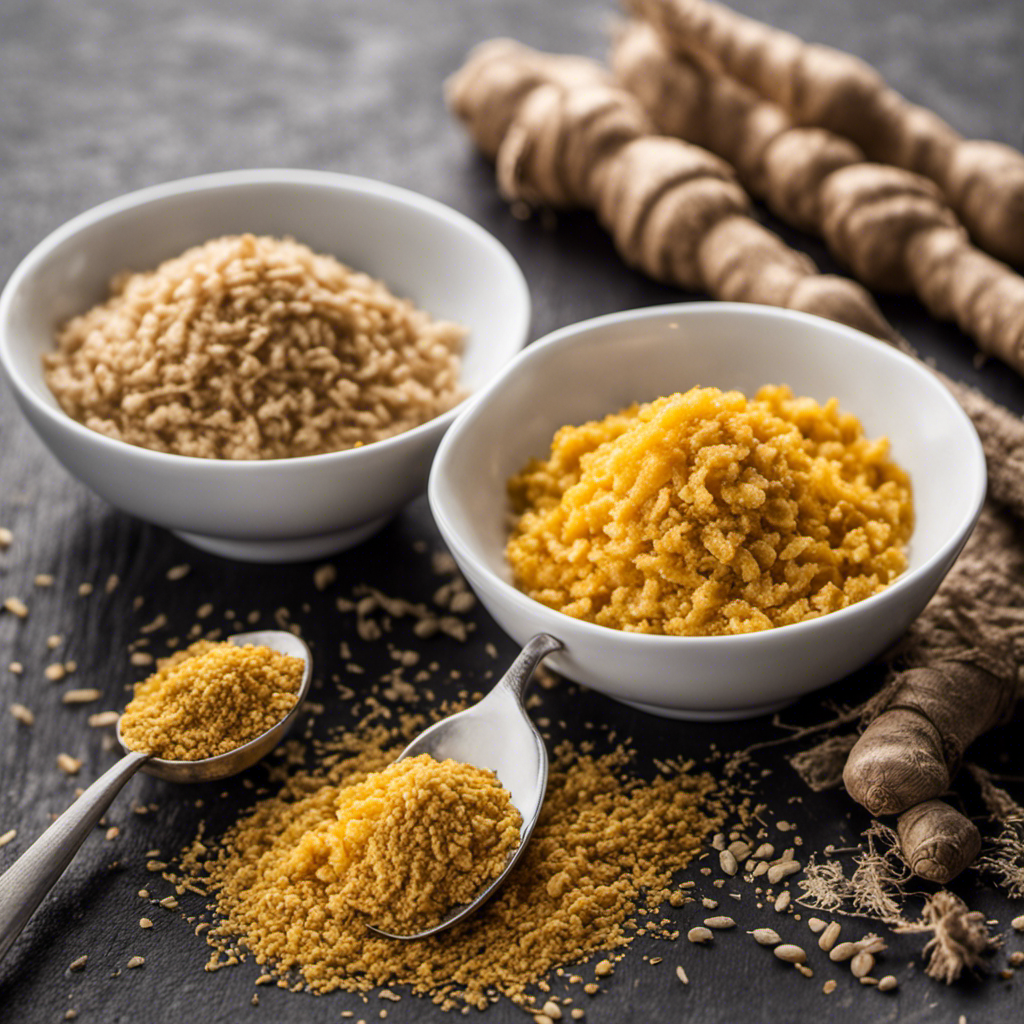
507,385,913,636
120,641,304,760
283,753,522,934
173,720,717,1009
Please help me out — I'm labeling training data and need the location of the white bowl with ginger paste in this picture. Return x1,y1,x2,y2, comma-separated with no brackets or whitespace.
429,303,986,720
0,170,529,562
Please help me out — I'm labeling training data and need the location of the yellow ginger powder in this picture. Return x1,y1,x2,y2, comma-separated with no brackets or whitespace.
173,722,717,1008
283,753,522,934
507,385,913,636
120,641,304,760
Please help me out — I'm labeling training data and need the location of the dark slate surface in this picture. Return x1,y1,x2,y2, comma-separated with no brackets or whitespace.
2,1,1024,1022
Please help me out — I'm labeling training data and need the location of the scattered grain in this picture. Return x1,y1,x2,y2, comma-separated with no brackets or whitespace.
1012,915,1024,931
830,942,858,962
166,564,191,581
807,918,827,933
688,927,714,944
314,565,337,591
0,527,11,549
8,662,23,675
130,652,154,667
767,861,801,885
88,711,120,727
62,689,102,704
675,965,689,985
819,922,842,952
57,753,82,775
68,956,88,972
0,829,16,847
877,975,898,991
106,826,120,841
774,945,807,964
774,891,791,913
78,583,93,597
126,956,145,969
704,916,735,929
850,952,875,978
822,979,837,995
719,849,738,876
750,928,781,946
45,663,67,682
10,703,34,725
3,597,28,618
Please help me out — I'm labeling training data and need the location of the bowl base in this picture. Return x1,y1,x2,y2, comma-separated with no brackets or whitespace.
173,516,391,563
616,695,793,722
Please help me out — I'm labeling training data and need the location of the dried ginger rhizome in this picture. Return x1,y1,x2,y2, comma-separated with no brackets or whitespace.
178,731,716,1007
507,385,913,636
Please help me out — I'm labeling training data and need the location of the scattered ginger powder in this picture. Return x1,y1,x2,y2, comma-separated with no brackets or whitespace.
174,723,717,1008
119,641,304,760
507,385,913,636
44,234,465,460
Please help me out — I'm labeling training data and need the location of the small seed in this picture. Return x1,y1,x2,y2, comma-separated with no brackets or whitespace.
712,833,726,851
752,860,769,877
1009,952,1024,968
126,956,145,969
703,916,735,929
830,942,858,962
57,754,82,775
702,897,718,910
675,965,688,985
774,945,807,964
0,829,16,847
105,574,120,593
158,896,178,909
807,918,827,934
687,927,713,944
3,597,28,618
147,860,168,872
583,983,598,995
88,711,120,727
534,1015,553,1024
752,843,775,860
877,975,898,992
728,839,752,860
570,1011,584,1021
1012,915,1024,932
819,922,842,952
35,574,55,587
850,952,875,978
860,976,878,986
46,634,63,649
855,933,887,955
139,918,153,929
594,960,612,977
105,826,119,841
62,689,102,704
823,979,837,995
767,861,801,884
10,703,34,725
774,891,791,913
69,955,88,971
719,849,739,876
542,1000,562,1019
78,583,93,596
749,928,781,946
0,527,12,548
795,963,814,978
44,663,66,682
8,661,23,674
166,564,191,581
130,651,154,666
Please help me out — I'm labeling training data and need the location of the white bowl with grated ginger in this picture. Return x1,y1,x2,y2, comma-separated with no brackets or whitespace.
0,169,530,562
429,303,987,720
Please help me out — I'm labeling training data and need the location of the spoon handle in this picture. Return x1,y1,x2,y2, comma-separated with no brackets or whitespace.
0,749,150,963
498,633,563,705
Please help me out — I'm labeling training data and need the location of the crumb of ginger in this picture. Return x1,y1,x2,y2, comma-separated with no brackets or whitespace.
119,641,303,760
507,385,912,636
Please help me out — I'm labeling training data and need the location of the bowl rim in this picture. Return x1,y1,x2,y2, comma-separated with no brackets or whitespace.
428,301,988,648
0,168,531,472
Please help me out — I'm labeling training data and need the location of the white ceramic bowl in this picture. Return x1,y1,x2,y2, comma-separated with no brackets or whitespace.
0,169,530,562
429,303,986,720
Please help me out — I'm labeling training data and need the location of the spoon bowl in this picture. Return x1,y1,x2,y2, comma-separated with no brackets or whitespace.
119,630,313,783
368,633,562,940
0,630,312,963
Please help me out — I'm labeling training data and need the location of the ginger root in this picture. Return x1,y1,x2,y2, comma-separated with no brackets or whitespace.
612,21,1024,376
630,0,1024,268
896,800,981,885
447,39,893,340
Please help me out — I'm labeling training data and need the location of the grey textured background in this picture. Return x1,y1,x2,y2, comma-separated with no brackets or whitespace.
2,1,1024,1022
